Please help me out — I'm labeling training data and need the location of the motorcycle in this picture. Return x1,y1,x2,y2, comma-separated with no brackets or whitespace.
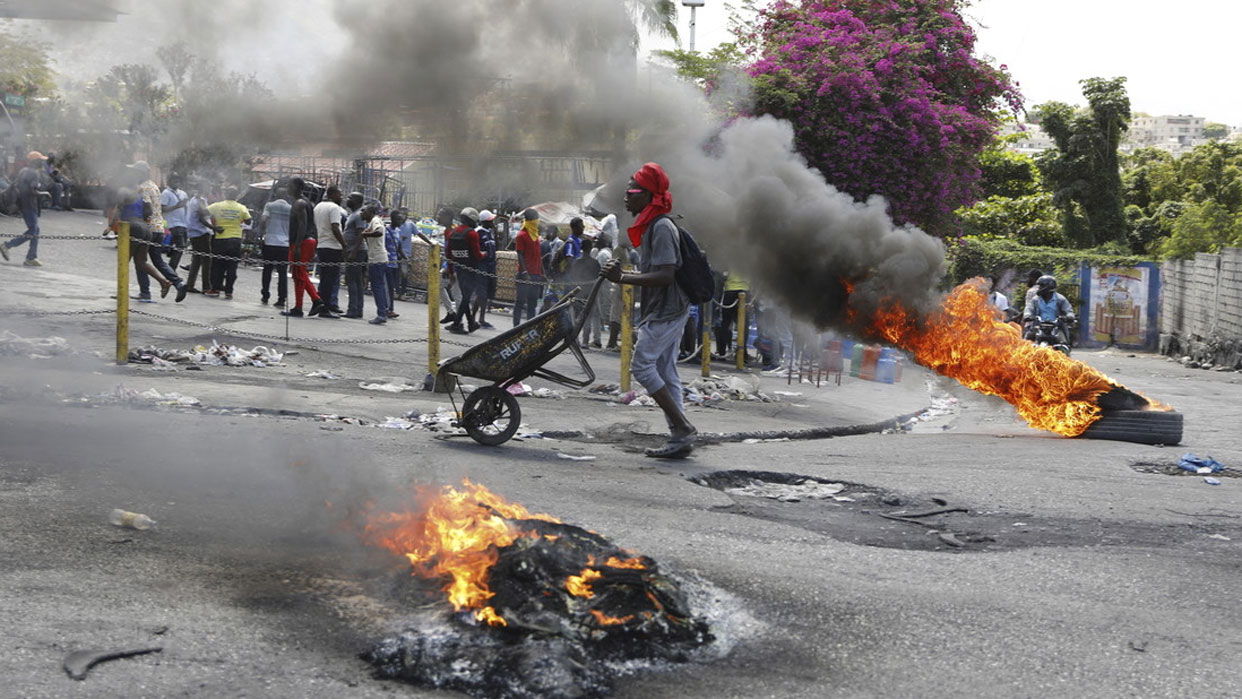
1030,318,1075,356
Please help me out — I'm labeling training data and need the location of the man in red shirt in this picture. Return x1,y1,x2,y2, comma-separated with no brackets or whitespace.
512,208,544,327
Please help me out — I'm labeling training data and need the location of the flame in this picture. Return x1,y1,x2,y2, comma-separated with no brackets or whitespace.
590,609,635,626
862,278,1143,437
565,568,603,598
362,479,559,626
603,555,646,569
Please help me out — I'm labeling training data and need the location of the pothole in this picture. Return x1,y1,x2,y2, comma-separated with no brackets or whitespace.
688,470,1240,553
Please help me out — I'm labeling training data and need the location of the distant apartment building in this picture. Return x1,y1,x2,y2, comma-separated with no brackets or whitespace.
998,122,1055,155
1129,115,1205,147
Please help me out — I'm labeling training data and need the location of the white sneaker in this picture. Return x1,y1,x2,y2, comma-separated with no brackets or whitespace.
23,258,42,267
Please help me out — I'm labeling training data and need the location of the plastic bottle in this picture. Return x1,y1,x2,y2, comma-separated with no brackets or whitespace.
109,509,157,530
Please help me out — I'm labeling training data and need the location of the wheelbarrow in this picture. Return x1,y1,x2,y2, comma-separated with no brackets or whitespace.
438,276,606,445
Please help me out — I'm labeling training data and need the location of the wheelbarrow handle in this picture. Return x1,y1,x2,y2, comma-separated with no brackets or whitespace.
571,276,608,339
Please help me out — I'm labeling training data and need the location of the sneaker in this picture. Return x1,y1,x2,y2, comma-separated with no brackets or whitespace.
260,294,270,305
387,311,400,319
204,290,220,298
137,296,156,304
317,309,341,319
102,230,117,241
272,299,286,308
590,341,602,349
23,258,42,267
440,313,457,324
281,308,304,317
175,284,189,303
479,321,495,329
368,317,387,325
0,245,8,261
224,293,233,300
447,324,469,334
343,313,363,319
329,306,344,314
308,300,324,317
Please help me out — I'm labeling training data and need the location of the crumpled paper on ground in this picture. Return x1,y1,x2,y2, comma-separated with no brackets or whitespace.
726,479,853,502
0,331,73,358
130,341,284,367
97,385,200,407
359,379,418,393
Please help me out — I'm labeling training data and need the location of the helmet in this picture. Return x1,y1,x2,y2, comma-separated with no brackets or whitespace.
1036,275,1057,293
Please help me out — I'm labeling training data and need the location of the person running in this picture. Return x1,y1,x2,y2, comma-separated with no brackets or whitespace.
111,185,174,300
600,162,697,459
2,151,49,266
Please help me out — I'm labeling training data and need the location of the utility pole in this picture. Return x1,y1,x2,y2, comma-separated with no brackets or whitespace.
682,0,705,53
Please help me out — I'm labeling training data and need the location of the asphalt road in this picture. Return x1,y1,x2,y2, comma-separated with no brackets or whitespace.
2,210,1241,698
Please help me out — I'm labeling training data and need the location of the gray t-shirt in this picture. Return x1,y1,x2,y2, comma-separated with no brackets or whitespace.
638,217,688,324
343,211,365,255
262,198,291,246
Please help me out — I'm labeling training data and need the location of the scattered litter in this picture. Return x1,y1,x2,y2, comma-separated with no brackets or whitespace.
0,331,73,358
148,357,179,372
359,380,418,393
589,383,620,394
529,387,563,399
129,340,284,367
742,437,790,444
1204,477,1222,486
726,479,848,501
507,382,533,396
377,416,416,430
1013,522,1027,527
64,648,163,681
618,390,638,404
556,453,596,462
316,414,366,426
685,375,769,402
1179,453,1225,474
773,391,803,398
306,371,341,379
1207,534,1232,541
108,509,157,530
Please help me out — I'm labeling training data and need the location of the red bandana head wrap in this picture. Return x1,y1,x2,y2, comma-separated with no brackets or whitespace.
627,162,673,248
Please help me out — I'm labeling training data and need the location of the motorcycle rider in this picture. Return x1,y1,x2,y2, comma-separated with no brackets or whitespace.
1023,275,1075,344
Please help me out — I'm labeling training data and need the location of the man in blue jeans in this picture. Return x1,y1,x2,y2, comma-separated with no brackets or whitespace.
600,162,697,459
2,151,49,266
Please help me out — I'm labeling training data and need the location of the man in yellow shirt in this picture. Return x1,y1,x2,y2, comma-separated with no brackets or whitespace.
206,186,251,299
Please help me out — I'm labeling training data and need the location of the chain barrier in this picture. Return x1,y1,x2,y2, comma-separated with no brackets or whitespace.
0,306,482,348
0,231,562,286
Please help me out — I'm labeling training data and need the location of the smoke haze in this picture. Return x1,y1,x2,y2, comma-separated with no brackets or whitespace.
25,0,949,328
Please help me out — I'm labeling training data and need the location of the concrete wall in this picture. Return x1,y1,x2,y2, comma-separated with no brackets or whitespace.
1160,247,1242,368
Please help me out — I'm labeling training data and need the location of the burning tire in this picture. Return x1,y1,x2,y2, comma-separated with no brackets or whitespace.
461,386,521,445
1078,409,1182,445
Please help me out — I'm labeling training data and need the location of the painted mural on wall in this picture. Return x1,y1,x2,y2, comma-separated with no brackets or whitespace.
1089,266,1149,345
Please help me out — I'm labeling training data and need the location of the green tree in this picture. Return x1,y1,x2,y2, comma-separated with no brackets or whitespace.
1203,122,1230,140
0,26,55,99
1159,199,1242,258
1034,77,1131,248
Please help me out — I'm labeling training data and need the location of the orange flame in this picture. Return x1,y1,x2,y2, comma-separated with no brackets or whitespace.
603,555,646,570
590,609,635,626
566,568,603,598
362,479,559,626
863,279,1137,437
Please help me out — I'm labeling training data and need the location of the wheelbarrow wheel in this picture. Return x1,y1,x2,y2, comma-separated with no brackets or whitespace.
461,386,522,446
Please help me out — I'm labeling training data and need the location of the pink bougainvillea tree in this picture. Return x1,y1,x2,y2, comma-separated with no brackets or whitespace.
745,0,1022,237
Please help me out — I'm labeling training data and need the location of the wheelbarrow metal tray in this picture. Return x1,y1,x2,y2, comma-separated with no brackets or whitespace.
439,305,579,384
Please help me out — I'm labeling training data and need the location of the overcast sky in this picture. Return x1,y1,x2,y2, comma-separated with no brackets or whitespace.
647,0,1242,127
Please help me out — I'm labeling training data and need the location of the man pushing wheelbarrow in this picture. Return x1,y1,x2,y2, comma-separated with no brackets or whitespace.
437,163,698,458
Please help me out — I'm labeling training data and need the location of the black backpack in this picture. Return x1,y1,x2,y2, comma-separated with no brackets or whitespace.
659,215,714,305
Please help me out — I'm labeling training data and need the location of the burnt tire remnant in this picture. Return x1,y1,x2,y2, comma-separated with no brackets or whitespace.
1078,409,1183,445
364,519,713,699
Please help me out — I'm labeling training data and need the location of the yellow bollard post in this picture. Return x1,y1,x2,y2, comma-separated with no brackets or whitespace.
619,282,634,393
735,292,748,371
115,221,130,365
700,303,711,377
427,243,441,375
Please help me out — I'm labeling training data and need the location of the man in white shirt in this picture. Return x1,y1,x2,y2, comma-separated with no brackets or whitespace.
313,186,347,314
259,187,292,306
361,204,390,325
160,174,190,272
